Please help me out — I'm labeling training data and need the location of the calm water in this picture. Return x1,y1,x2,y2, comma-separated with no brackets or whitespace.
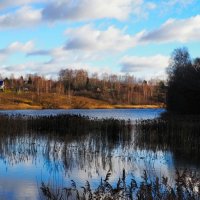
0,108,198,200
0,108,164,120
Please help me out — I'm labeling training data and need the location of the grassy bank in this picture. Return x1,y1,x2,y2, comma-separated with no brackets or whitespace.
0,92,163,110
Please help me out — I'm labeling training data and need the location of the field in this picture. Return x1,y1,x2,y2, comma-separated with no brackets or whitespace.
0,91,163,109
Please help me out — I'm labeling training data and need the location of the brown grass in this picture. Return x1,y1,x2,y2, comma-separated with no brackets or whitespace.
114,104,164,109
0,91,163,110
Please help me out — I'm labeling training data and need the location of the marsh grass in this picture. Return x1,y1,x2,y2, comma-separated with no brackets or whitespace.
27,115,132,136
135,113,200,163
0,114,132,135
0,114,132,158
0,114,132,167
40,169,200,200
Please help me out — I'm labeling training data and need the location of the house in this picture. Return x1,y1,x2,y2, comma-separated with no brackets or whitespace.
0,80,4,91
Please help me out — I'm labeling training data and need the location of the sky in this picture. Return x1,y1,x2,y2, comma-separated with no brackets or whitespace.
0,0,200,80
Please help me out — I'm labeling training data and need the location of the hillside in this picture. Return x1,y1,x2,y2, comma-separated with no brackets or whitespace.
0,92,162,110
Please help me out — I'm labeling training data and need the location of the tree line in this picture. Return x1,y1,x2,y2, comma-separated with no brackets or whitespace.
0,70,166,105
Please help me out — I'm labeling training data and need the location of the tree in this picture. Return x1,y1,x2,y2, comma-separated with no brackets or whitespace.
167,47,191,82
59,69,74,95
152,81,166,104
166,47,200,114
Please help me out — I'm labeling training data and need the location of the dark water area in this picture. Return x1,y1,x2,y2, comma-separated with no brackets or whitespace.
0,109,199,200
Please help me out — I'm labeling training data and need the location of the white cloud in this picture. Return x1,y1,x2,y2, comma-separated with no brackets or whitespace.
28,46,101,64
0,41,34,63
0,54,6,62
0,0,156,29
0,6,42,28
0,0,47,10
7,13,200,78
64,25,138,52
7,41,35,53
0,0,195,29
120,55,169,72
42,0,144,22
1,60,111,78
63,14,200,54
0,41,34,54
2,44,111,78
139,15,200,43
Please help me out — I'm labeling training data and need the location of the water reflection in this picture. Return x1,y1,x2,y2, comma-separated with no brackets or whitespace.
135,113,200,166
0,110,199,199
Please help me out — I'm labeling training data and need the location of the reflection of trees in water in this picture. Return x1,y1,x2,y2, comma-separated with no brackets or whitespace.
1,113,191,183
135,113,200,165
0,114,133,173
60,131,133,175
2,131,132,173
0,115,171,176
0,134,38,165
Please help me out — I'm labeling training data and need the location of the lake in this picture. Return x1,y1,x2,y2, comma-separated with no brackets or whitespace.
0,108,199,200
0,108,164,120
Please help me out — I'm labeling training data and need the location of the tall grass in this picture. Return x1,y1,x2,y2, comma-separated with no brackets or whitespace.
40,169,200,200
0,114,132,167
0,114,132,135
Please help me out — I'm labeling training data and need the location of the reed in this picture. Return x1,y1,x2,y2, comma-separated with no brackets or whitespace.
0,114,132,167
40,169,200,200
0,114,132,135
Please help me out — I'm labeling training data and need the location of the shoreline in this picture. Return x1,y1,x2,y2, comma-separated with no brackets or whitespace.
0,104,164,110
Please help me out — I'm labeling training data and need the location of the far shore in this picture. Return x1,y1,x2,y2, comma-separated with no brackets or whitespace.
0,92,164,110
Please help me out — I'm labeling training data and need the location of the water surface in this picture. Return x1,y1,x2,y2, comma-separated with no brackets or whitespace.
0,108,164,120
0,108,198,200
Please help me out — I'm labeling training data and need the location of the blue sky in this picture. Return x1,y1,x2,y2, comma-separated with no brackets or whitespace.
0,0,200,79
